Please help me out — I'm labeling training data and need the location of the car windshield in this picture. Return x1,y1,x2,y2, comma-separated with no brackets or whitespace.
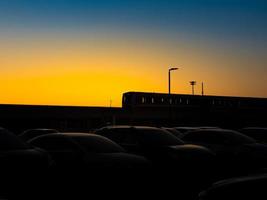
0,128,29,150
137,128,185,146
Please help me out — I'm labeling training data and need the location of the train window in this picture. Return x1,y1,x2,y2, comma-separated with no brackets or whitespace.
161,98,164,103
151,98,155,104
186,99,189,105
180,98,182,104
142,97,145,104
212,100,215,105
169,99,173,104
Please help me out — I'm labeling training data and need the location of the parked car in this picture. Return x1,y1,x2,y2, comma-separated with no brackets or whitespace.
0,127,52,171
19,128,59,142
0,127,52,195
161,127,184,138
239,127,267,144
182,129,255,152
95,126,215,168
182,129,267,175
174,127,221,135
173,127,200,134
197,127,221,130
199,173,267,200
29,133,149,169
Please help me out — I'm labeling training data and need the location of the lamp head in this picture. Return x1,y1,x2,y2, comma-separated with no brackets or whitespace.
169,67,178,71
190,81,197,85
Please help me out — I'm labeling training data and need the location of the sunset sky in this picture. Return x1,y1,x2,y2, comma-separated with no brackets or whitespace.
0,0,266,107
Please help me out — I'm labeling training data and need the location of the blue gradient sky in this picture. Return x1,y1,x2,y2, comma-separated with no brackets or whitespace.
1,0,266,35
0,0,266,106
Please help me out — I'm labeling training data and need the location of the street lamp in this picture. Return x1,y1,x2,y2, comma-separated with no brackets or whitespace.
168,67,178,94
190,81,197,95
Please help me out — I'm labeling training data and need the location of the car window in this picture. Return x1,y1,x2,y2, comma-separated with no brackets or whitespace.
165,128,183,138
183,132,224,145
96,129,122,142
120,132,139,145
137,129,184,146
225,131,255,145
30,135,79,151
0,128,29,150
97,128,138,145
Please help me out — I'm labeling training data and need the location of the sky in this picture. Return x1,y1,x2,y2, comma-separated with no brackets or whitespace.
0,0,266,107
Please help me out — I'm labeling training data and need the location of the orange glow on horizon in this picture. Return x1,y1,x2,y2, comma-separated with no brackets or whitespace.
0,34,266,107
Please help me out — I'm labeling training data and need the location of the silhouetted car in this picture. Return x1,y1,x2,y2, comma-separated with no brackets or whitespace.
19,128,59,142
199,174,267,200
0,127,51,170
0,127,52,196
174,127,221,135
29,133,149,169
239,127,267,144
95,126,215,168
174,127,200,134
161,127,184,138
197,126,221,130
182,129,256,154
182,129,267,174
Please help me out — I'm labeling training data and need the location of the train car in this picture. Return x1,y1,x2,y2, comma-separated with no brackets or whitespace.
122,92,267,110
122,92,267,128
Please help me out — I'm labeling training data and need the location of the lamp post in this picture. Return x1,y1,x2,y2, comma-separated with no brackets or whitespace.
190,81,197,95
168,67,178,94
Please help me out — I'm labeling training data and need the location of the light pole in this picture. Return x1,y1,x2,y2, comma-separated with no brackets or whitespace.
168,67,178,94
190,81,197,95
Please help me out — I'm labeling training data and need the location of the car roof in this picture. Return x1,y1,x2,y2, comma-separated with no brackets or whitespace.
24,128,58,132
212,173,267,188
185,129,246,136
59,133,126,152
101,125,160,130
183,129,256,143
242,127,267,130
99,126,184,146
61,132,95,137
30,133,126,153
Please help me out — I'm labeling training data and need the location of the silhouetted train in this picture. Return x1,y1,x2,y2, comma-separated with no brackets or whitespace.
122,92,267,110
0,92,266,134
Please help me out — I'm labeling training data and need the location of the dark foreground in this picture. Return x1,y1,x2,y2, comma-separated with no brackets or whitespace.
1,126,267,200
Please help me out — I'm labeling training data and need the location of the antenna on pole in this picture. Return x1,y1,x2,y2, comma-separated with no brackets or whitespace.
202,82,204,96
190,81,197,95
110,99,112,108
